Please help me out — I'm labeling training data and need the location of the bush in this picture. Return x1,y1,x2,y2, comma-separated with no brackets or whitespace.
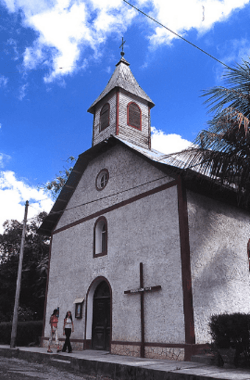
209,313,250,364
0,321,43,346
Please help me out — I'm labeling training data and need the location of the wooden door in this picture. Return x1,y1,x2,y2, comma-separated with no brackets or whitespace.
92,281,110,350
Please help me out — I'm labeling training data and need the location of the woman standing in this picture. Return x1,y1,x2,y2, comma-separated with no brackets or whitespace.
47,309,60,353
62,311,74,353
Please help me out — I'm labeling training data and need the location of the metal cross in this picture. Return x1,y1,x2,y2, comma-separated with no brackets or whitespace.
124,262,161,358
119,37,126,56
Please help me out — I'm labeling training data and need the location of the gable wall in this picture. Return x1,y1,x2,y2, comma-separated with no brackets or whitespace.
187,190,250,344
55,144,173,231
44,145,185,351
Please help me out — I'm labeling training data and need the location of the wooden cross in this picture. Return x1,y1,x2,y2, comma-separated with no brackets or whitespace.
119,37,126,56
124,262,161,358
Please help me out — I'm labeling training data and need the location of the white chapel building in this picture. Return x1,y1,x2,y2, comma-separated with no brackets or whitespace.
39,52,250,361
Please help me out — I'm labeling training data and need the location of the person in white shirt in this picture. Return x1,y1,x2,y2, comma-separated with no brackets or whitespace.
62,311,74,353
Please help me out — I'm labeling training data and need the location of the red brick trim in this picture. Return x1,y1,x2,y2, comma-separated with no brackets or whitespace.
127,101,142,131
100,103,110,132
53,179,177,235
177,176,195,355
116,89,119,135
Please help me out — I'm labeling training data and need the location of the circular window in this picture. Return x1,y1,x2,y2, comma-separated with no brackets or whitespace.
96,169,109,191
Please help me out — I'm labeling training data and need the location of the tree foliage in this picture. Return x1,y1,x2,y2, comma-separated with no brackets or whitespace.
0,212,50,322
183,59,250,205
41,156,76,199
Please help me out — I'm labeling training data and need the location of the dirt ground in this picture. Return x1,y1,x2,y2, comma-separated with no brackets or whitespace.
0,356,113,380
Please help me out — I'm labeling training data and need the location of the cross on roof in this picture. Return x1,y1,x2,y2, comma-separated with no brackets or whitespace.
119,37,126,57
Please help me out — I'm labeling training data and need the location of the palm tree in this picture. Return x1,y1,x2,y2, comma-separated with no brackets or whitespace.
183,59,250,206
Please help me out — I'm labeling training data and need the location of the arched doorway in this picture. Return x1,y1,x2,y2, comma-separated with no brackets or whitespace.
92,281,110,350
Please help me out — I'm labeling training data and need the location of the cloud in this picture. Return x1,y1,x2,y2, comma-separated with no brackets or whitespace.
151,126,192,154
18,83,28,100
221,38,250,66
146,0,250,47
1,0,250,81
0,75,8,87
0,171,53,233
0,153,11,168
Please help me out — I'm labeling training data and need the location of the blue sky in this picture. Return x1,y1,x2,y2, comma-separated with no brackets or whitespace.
0,0,250,231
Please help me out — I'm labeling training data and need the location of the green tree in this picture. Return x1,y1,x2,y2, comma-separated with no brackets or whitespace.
184,59,250,206
0,212,50,322
41,156,76,199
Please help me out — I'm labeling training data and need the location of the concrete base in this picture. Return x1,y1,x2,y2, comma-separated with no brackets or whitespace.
0,345,250,380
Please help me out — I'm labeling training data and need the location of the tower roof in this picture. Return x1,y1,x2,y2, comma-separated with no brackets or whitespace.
87,56,155,114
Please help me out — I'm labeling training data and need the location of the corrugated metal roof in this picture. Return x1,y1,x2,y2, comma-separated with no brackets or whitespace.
116,136,187,169
87,57,155,114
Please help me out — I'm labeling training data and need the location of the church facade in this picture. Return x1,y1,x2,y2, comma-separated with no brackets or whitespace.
39,54,250,361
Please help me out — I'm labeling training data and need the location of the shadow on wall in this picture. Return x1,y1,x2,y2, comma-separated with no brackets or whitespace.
187,192,248,308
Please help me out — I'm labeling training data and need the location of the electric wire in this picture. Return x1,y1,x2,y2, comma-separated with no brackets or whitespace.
48,173,171,216
123,0,233,71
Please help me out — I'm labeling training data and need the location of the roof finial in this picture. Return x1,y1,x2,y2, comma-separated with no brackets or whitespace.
119,37,126,57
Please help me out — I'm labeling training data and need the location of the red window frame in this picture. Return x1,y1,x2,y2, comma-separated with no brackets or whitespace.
127,102,142,131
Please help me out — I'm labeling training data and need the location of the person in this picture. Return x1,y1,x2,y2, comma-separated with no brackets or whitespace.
62,311,74,353
47,309,60,353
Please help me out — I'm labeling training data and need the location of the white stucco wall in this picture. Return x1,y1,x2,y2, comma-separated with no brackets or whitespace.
187,191,250,344
44,144,185,346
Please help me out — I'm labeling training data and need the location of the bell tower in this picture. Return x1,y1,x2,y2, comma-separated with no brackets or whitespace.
87,48,155,150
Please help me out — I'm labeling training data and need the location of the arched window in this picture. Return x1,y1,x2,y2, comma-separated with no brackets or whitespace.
94,217,108,257
100,103,110,131
127,102,141,130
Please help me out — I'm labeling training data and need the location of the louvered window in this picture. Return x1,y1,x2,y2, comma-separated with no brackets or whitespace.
128,102,141,130
100,103,110,131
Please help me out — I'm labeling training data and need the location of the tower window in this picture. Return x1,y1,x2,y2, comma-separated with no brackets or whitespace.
100,103,110,131
127,102,141,130
94,217,108,257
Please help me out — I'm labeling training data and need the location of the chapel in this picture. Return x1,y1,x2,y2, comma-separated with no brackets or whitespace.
39,50,250,361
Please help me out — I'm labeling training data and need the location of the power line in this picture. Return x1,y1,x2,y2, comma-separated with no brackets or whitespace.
49,173,171,216
123,0,233,71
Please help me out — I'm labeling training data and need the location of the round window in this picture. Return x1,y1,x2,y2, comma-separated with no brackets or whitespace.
96,169,109,190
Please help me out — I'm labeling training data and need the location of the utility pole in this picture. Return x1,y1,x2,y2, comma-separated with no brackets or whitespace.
10,200,29,348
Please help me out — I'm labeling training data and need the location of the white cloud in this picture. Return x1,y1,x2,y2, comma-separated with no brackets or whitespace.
1,0,250,81
0,171,53,233
221,38,250,66
145,0,250,47
151,126,192,154
0,153,11,168
0,75,8,87
18,83,28,100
